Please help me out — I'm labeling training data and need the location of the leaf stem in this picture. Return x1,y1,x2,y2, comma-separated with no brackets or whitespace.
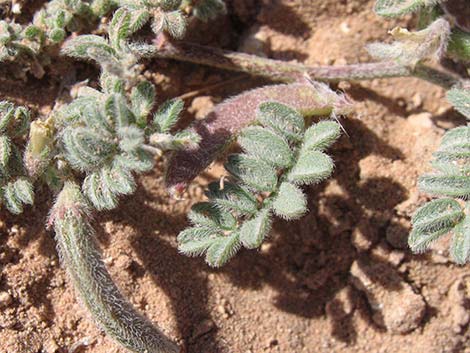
153,37,462,89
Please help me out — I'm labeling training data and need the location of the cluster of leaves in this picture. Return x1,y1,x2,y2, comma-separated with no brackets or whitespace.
0,0,226,78
63,7,157,84
409,87,470,263
0,102,34,214
375,1,470,264
54,73,198,211
372,0,470,63
178,102,340,267
0,0,110,74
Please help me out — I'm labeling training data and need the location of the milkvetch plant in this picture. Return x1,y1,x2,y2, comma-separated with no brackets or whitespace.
1,0,470,352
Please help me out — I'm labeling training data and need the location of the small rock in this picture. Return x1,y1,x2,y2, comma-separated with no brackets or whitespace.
43,338,59,353
386,217,410,249
448,275,470,333
325,285,356,320
189,96,215,120
407,112,434,129
238,25,270,57
351,220,377,251
350,258,426,334
0,291,12,308
192,319,215,339
388,250,405,267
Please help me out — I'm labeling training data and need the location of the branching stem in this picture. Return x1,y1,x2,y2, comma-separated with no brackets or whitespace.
153,38,462,89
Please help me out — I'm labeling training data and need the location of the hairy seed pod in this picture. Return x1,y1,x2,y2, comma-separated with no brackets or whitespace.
165,81,351,196
50,182,179,353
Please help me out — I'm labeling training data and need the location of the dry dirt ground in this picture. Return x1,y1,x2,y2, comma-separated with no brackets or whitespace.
1,0,470,352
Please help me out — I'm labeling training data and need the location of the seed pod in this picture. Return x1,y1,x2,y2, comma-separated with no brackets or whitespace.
165,82,351,196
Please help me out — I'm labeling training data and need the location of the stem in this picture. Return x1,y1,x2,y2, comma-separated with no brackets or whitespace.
51,182,179,353
153,37,461,89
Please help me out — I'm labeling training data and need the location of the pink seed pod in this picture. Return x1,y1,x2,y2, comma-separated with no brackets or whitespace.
165,81,352,197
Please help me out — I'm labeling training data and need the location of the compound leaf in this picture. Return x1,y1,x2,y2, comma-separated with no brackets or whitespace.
287,150,334,185
303,121,341,152
239,126,294,168
257,101,304,141
272,182,307,220
240,208,271,249
451,215,470,264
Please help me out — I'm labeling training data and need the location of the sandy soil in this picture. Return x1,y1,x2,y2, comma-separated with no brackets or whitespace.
1,0,470,352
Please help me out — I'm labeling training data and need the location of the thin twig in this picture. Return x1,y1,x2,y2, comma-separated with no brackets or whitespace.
153,37,462,89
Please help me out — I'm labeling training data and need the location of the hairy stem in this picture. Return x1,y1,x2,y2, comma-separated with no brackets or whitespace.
50,182,179,353
153,37,461,89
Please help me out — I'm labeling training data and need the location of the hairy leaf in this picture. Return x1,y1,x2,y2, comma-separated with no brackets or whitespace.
240,208,271,249
257,101,304,141
0,135,11,170
206,181,258,215
188,202,237,230
374,0,440,17
131,80,156,126
225,154,278,192
205,232,240,267
367,18,450,67
447,87,470,119
239,126,294,168
153,98,184,133
272,182,307,220
451,215,470,264
287,150,334,185
411,198,464,234
419,175,470,199
303,121,341,152
193,0,226,22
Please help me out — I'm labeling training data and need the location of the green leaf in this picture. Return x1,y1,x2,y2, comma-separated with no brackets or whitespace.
257,101,304,141
411,198,464,234
177,226,219,244
206,181,258,215
62,127,116,172
408,227,450,253
108,7,131,48
130,80,156,126
2,181,23,214
374,0,438,17
451,214,470,264
179,237,218,257
62,35,116,60
162,11,187,39
153,98,184,133
447,87,470,119
287,150,334,185
188,202,237,230
82,171,118,210
115,150,154,173
367,18,450,67
0,135,11,170
129,9,150,33
101,164,136,196
193,0,226,22
225,154,278,192
105,94,135,128
240,208,271,249
117,126,145,153
303,121,341,152
419,175,470,199
13,178,34,205
0,102,15,132
205,232,240,267
272,182,307,220
448,30,470,62
239,126,294,168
